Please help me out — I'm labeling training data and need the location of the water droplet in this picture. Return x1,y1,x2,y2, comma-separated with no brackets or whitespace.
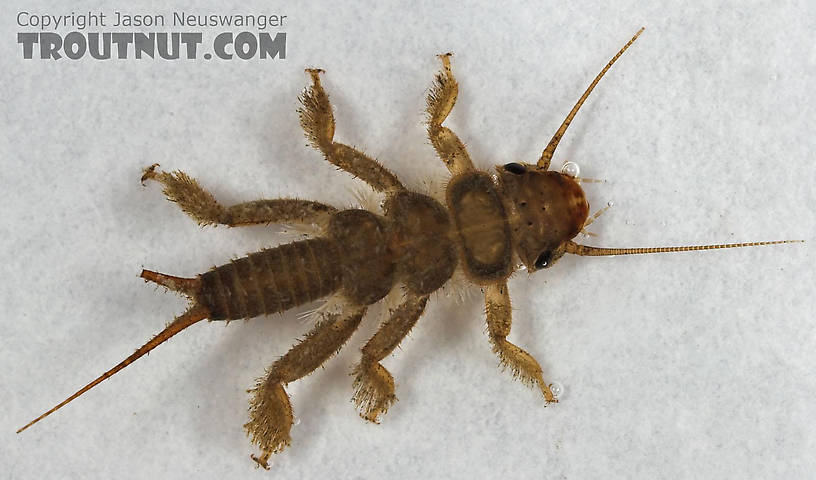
560,161,580,178
607,200,614,207
550,381,564,398
293,417,301,426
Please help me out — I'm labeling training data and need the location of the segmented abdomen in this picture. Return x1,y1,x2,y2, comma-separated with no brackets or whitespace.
197,238,343,320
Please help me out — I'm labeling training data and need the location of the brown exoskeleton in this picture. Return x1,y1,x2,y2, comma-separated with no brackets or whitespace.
17,28,801,469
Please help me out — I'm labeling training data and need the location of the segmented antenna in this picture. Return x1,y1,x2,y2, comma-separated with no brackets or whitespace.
538,27,645,168
565,239,803,257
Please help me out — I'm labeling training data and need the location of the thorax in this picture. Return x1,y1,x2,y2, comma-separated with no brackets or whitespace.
445,171,514,284
382,190,458,295
326,190,459,304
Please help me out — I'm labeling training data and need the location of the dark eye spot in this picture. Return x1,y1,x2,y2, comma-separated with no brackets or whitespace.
503,163,526,175
535,250,553,269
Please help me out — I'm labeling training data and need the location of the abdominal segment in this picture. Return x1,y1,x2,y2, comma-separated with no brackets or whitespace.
198,238,343,320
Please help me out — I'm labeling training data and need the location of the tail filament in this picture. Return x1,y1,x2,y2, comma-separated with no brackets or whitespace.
16,304,209,434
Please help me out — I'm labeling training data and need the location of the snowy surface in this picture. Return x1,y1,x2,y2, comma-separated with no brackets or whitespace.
2,1,814,478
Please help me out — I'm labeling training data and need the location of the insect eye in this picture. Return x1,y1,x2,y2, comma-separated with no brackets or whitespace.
534,250,553,269
503,163,526,175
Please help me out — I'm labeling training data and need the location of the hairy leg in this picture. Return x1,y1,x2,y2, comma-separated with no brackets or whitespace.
298,69,404,193
141,164,336,228
426,53,475,175
351,294,428,423
245,305,366,469
484,282,556,403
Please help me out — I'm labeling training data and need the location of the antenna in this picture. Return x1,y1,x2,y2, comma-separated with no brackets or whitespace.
565,239,803,257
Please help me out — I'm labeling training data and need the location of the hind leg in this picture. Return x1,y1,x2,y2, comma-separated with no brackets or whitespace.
351,294,428,423
245,305,366,469
298,69,405,194
141,164,336,228
426,53,474,175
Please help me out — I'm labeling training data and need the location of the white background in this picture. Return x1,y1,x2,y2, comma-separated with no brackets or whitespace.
2,1,814,478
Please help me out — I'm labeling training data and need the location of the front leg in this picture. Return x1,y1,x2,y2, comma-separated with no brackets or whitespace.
484,282,557,403
298,69,405,194
351,293,429,423
426,53,475,175
141,164,336,228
